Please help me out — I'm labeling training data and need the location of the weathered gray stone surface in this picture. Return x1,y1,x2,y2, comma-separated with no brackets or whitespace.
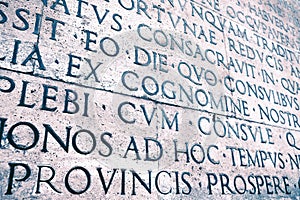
0,0,299,199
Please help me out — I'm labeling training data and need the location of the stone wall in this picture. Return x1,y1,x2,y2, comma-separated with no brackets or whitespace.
0,0,299,199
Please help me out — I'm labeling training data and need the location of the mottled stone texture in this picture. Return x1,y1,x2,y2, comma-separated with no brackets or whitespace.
0,0,299,199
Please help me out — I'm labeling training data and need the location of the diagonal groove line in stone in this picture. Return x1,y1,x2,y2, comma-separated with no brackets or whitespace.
1,67,299,133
